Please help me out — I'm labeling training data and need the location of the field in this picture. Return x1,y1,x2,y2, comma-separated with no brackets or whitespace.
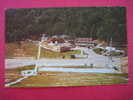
6,42,81,59
10,71,128,87
5,65,128,87
5,65,34,83
5,41,128,87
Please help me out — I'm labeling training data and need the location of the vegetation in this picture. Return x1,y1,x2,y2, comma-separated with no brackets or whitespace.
6,7,127,47
93,48,105,54
110,51,124,56
10,71,128,87
5,65,35,83
6,41,81,58
41,48,81,59
5,64,128,87
93,48,125,56
5,7,128,87
6,43,19,58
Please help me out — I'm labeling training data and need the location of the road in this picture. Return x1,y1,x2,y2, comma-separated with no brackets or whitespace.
5,47,121,69
38,67,120,73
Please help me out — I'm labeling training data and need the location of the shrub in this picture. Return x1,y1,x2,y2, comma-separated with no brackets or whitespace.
93,48,104,54
70,55,76,59
111,51,124,56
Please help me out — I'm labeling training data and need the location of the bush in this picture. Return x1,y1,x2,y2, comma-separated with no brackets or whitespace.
93,48,104,54
70,55,76,59
111,51,124,56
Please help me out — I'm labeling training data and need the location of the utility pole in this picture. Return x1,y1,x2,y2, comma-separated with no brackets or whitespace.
107,37,113,68
34,34,45,73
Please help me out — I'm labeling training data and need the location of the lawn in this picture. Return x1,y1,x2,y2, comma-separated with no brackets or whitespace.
10,71,128,87
6,42,81,59
5,65,35,84
40,48,81,59
5,65,128,87
5,42,128,87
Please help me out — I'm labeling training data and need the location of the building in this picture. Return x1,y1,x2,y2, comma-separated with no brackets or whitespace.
41,37,73,52
75,37,94,47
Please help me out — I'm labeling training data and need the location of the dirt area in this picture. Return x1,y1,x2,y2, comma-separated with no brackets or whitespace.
121,57,128,73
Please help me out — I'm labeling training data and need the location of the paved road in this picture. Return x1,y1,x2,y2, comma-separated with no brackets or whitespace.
38,67,120,73
5,47,121,69
5,58,36,69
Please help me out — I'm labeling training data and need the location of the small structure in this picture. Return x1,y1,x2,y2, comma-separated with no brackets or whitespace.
105,47,116,52
72,47,88,58
74,54,88,58
21,70,37,77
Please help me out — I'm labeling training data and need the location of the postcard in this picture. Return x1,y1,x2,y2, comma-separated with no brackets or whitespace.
5,7,128,87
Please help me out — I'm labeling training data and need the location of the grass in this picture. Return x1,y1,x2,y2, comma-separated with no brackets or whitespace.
40,48,81,59
9,71,128,87
110,51,124,56
5,65,128,87
93,48,105,55
5,65,35,84
93,48,126,56
5,42,128,87
6,42,81,59
5,65,94,84
6,43,19,58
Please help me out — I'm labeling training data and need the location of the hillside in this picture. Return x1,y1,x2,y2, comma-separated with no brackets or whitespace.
6,7,127,46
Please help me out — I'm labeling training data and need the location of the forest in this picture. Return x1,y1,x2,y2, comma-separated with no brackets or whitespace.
6,7,127,45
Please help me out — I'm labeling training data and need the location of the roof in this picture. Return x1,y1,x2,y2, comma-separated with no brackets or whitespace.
76,38,93,42
47,37,65,43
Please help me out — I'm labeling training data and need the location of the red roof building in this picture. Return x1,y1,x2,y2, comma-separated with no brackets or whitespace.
47,37,65,44
75,38,94,47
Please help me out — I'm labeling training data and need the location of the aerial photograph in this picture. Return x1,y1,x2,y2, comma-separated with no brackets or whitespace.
5,7,128,87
